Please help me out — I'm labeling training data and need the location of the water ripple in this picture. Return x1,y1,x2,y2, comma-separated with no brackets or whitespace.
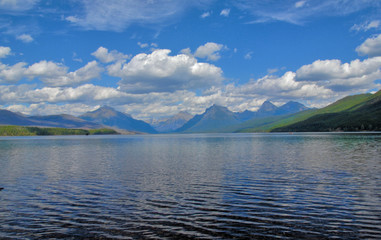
0,133,380,239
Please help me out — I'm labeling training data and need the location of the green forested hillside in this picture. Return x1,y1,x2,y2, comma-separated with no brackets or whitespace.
272,90,381,132
237,91,380,132
0,126,119,136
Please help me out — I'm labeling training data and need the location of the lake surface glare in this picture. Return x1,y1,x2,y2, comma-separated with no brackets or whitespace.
0,133,380,239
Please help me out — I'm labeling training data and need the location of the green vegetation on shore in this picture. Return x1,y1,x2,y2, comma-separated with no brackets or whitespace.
0,126,119,136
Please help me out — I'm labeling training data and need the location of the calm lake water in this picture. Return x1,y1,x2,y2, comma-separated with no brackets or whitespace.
0,133,380,239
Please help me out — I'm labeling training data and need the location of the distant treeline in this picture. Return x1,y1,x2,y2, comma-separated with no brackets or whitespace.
0,126,119,136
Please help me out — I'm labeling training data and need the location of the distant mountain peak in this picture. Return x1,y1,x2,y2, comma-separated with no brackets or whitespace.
152,111,193,132
205,104,229,112
258,100,277,113
80,106,156,133
98,105,115,111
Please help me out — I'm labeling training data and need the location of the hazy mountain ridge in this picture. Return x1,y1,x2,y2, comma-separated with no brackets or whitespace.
151,111,193,132
177,101,309,133
80,106,157,134
236,101,309,122
0,90,378,134
0,109,103,129
177,105,242,133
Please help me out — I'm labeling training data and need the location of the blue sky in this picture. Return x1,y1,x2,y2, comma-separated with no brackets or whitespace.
1,0,381,120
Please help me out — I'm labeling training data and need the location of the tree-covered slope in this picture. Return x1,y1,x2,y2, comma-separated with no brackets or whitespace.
0,126,119,136
238,91,378,132
272,90,381,132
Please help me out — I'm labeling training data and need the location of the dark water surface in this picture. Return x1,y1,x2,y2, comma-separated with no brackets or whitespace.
0,133,380,239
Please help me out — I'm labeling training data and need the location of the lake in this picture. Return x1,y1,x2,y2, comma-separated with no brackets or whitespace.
0,133,380,239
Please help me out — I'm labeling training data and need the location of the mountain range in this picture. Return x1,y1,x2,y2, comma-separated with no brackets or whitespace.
0,89,379,133
151,111,193,133
176,101,310,133
236,89,381,132
79,106,157,134
0,110,102,129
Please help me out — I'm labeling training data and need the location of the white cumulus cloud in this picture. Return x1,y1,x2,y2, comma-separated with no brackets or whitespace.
0,62,28,83
356,34,381,57
108,49,224,93
91,46,130,63
236,71,333,99
0,46,11,58
295,57,381,91
194,42,226,61
0,60,103,86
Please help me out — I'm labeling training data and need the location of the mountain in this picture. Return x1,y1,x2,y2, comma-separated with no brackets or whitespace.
176,105,241,133
272,90,381,132
236,90,380,132
258,101,278,115
175,101,310,133
236,101,309,122
276,101,310,115
152,111,193,132
0,109,34,126
80,106,157,133
0,109,103,129
28,114,103,129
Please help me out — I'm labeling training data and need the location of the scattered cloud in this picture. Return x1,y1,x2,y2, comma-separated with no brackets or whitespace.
356,33,381,57
235,0,381,25
295,1,307,8
351,20,380,32
201,11,211,18
72,52,83,63
267,68,279,74
91,47,130,63
16,34,34,43
244,51,253,60
65,0,215,31
194,42,226,61
0,0,39,11
137,42,149,48
108,49,224,93
220,8,230,17
0,46,11,58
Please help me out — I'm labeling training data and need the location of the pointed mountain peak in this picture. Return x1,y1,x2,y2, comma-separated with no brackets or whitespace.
277,101,309,115
258,100,277,113
98,105,115,111
81,105,123,119
205,104,229,112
